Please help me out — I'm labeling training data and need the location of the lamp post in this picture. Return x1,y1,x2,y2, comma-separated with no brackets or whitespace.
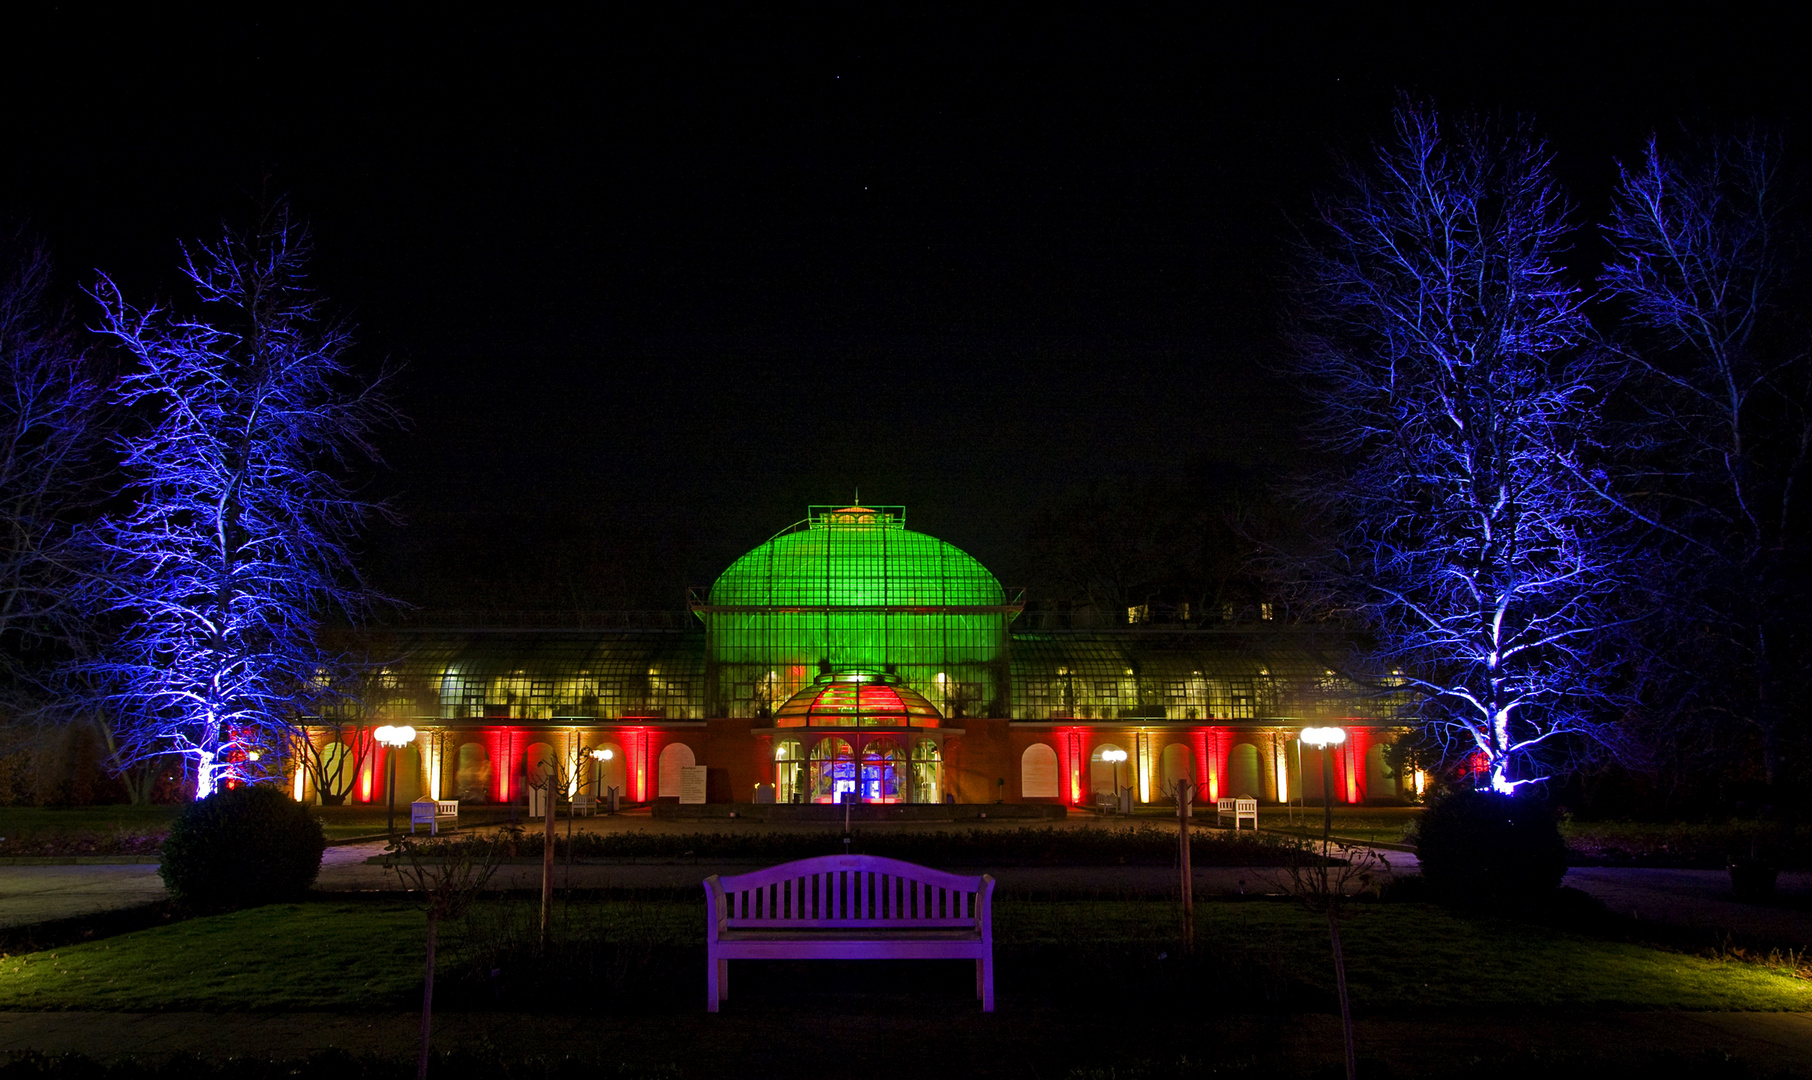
373,725,417,840
1102,748,1129,813
590,747,614,813
1298,727,1347,846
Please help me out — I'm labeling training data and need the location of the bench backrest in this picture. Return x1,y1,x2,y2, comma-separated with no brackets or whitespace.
705,854,994,940
436,800,458,817
1218,797,1257,812
410,801,436,822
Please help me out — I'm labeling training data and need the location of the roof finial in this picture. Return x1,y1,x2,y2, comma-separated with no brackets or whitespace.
854,486,860,505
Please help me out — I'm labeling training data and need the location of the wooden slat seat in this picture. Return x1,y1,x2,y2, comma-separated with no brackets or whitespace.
704,853,995,1012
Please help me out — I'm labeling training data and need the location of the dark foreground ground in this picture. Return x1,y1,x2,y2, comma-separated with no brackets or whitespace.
3,991,1812,1080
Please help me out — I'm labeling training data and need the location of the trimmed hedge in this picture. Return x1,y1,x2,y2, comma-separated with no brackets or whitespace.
415,824,1321,867
159,784,326,908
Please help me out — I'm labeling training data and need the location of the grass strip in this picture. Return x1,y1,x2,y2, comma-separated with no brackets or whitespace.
2,897,1806,1014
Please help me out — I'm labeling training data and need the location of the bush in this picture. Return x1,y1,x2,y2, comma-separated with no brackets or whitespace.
1415,786,1567,900
158,784,325,908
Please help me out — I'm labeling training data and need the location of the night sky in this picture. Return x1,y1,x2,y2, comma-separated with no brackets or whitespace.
4,9,1804,611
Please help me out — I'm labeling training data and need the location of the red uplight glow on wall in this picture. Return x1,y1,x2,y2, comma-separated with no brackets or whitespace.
1055,728,1087,805
356,729,377,802
617,728,650,801
484,727,520,803
1192,728,1222,803
1345,727,1369,804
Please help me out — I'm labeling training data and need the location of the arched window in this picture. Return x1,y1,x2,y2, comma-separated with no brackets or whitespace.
658,742,696,798
774,739,804,804
861,738,904,804
454,742,490,803
911,739,942,804
810,737,854,804
1020,743,1059,799
1227,743,1261,800
318,740,355,805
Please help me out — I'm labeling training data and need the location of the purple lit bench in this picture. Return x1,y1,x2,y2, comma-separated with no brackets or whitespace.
703,854,996,1012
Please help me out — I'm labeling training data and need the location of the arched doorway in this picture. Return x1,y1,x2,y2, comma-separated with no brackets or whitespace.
591,741,626,801
1366,742,1395,799
1090,743,1127,797
388,745,422,804
1159,743,1193,799
524,742,557,815
860,738,904,803
1020,743,1059,799
1227,743,1261,799
658,742,695,798
809,737,854,803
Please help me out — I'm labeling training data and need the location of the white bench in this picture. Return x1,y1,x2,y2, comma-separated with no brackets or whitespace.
409,798,459,835
704,854,996,1012
571,793,596,817
1217,797,1257,830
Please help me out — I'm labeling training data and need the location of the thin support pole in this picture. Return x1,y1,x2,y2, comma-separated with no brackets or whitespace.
1177,778,1194,953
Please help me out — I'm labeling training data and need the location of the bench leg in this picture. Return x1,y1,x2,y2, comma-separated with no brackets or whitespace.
719,958,730,1001
707,953,720,1012
980,952,994,1013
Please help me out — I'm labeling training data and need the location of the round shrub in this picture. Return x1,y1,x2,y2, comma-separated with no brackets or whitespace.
159,784,326,909
1415,786,1567,900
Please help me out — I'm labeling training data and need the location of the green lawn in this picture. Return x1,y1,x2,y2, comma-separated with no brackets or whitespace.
2,897,1806,1013
1561,818,1812,868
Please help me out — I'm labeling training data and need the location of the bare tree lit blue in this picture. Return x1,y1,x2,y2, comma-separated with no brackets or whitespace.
0,228,105,703
1603,130,1812,801
1286,105,1627,794
91,205,394,797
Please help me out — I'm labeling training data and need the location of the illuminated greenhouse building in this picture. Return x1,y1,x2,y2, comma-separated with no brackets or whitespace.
303,506,1411,812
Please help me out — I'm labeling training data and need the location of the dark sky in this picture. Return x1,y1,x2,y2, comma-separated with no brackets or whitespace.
3,8,1805,609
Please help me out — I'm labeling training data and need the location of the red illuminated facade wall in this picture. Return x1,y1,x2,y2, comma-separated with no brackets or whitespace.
309,719,1396,809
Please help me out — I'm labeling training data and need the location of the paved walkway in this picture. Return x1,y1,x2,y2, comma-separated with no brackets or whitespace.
4,834,1809,947
0,864,165,930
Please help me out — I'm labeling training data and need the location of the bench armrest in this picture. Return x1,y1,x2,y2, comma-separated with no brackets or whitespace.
702,875,725,943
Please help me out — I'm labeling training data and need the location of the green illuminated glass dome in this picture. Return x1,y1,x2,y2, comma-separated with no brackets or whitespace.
708,505,1005,609
698,506,1015,718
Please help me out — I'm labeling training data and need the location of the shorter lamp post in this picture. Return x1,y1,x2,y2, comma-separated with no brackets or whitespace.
1298,727,1347,846
1101,748,1129,812
374,725,417,840
589,747,614,813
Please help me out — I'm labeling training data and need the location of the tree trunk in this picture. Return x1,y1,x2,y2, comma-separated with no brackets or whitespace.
1329,908,1356,1080
418,908,438,1080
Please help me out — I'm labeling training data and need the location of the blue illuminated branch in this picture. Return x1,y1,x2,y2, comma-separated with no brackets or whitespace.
89,204,395,797
1285,103,1632,793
